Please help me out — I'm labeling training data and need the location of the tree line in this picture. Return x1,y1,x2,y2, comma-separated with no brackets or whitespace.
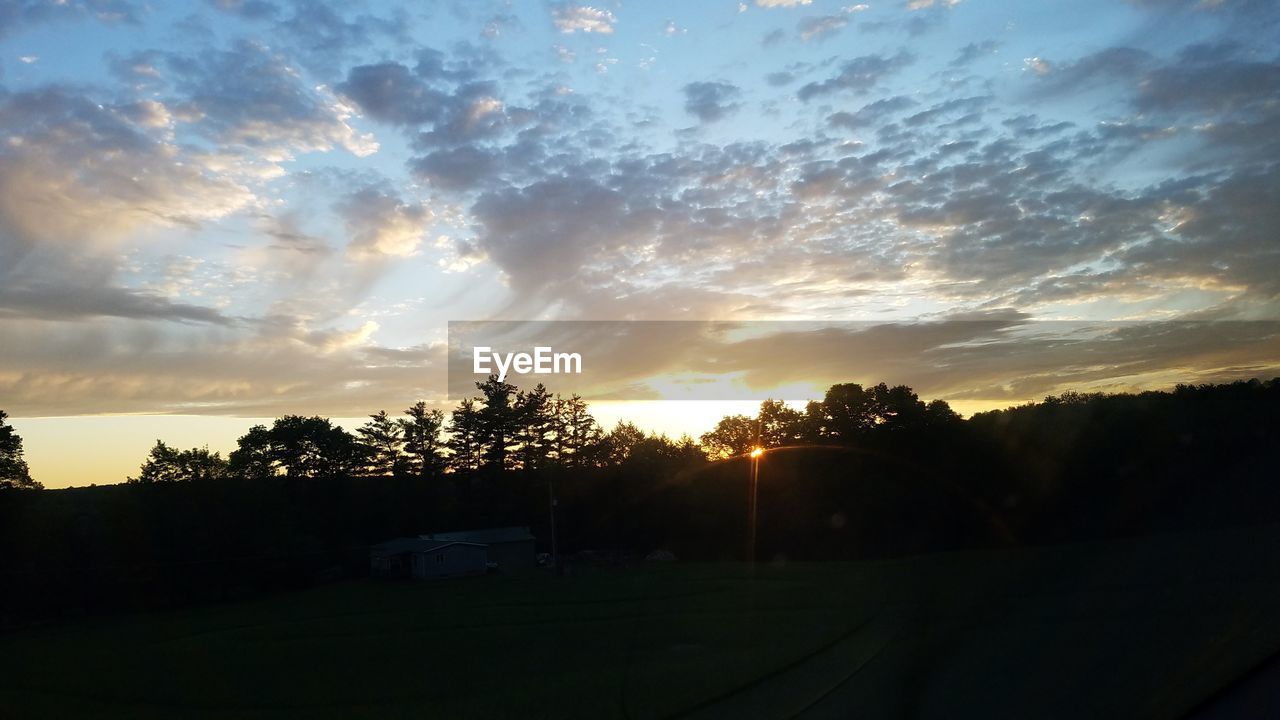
3,377,1276,492
0,380,993,488
116,378,959,484
123,378,626,483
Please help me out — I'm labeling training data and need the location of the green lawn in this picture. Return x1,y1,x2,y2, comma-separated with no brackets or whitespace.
5,524,1280,718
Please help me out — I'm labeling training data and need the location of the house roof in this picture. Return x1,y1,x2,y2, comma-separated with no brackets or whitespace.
413,541,487,554
371,537,431,556
371,538,488,556
423,526,535,544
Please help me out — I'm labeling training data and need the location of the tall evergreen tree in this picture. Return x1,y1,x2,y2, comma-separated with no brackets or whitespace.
515,383,554,470
357,410,404,477
400,401,446,478
476,375,519,471
447,398,484,472
553,393,604,467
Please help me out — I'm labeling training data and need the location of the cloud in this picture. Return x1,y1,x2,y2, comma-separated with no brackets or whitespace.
337,53,511,150
274,1,408,76
1025,43,1280,161
0,86,255,268
336,62,445,126
0,90,249,324
1026,47,1151,94
165,40,378,157
951,39,997,66
756,0,813,7
0,315,452,417
1023,57,1052,75
766,71,796,86
798,51,914,101
1135,51,1280,116
682,81,743,123
448,319,1280,406
798,15,849,42
0,0,140,38
468,176,643,294
411,146,500,191
5,0,1280,427
0,282,234,325
407,26,1280,324
827,95,917,128
484,12,521,38
204,0,277,21
906,0,959,8
334,186,432,258
551,4,616,34
902,95,990,126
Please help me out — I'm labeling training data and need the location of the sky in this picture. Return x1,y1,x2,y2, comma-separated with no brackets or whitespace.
1,0,1278,487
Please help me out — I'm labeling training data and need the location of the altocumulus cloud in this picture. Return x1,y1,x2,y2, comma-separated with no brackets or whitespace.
682,81,743,123
551,4,616,34
1,0,1279,422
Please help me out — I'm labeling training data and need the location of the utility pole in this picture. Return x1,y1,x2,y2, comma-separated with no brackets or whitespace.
748,447,763,567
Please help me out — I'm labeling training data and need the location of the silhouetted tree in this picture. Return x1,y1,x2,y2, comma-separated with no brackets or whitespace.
624,431,705,471
809,383,876,439
475,375,520,471
700,414,757,459
128,441,229,483
447,398,483,472
228,424,275,479
797,382,958,440
758,399,805,447
605,421,648,465
228,416,361,478
0,409,40,489
551,393,604,466
357,411,405,477
924,398,962,427
400,401,446,478
515,384,554,470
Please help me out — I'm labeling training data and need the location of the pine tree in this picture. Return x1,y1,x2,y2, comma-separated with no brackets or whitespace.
515,384,554,470
400,401,446,478
357,410,404,477
447,398,483,472
476,375,519,471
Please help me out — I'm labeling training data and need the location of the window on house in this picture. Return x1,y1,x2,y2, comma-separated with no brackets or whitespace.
436,553,445,564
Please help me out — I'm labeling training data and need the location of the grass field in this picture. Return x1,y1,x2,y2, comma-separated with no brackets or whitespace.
5,524,1280,718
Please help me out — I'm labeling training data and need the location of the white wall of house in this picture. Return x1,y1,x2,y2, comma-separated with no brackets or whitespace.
410,543,487,579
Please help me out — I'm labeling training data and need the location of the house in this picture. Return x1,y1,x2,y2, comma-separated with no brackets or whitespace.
369,537,425,578
409,541,488,580
369,526,536,579
423,526,536,574
369,538,488,580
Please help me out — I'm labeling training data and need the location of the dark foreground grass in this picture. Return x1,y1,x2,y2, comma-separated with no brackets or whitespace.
5,523,1280,719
